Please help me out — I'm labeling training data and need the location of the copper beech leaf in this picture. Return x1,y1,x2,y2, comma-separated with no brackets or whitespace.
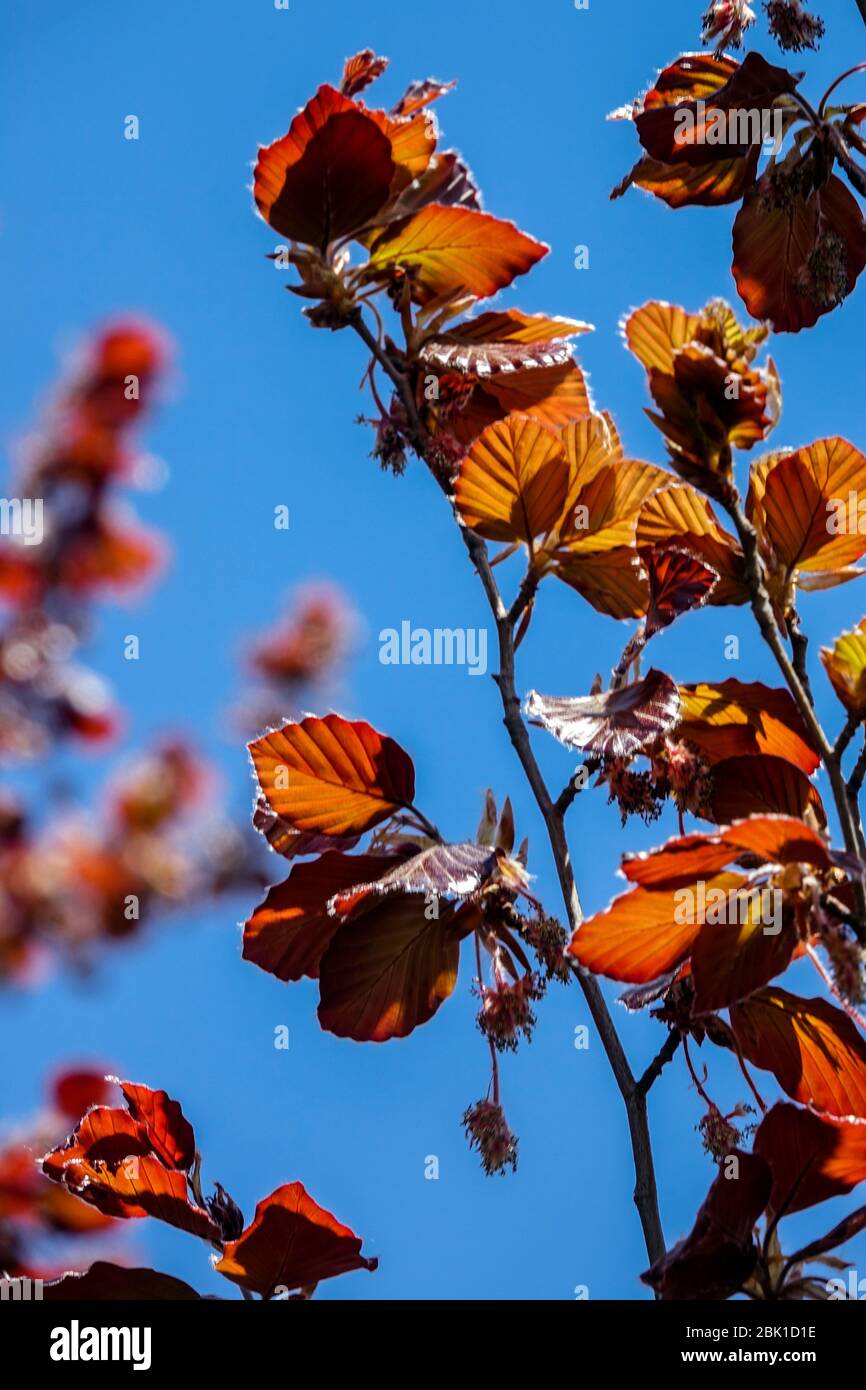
42,1263,203,1301
621,815,833,890
525,670,681,759
732,174,866,333
243,850,409,982
214,1182,377,1297
751,438,866,583
676,679,820,775
364,204,548,304
49,1151,220,1240
643,545,718,635
453,415,568,544
328,841,500,917
420,310,591,377
637,484,747,607
704,753,826,827
641,1150,770,1300
636,52,798,168
555,546,650,620
254,85,397,248
731,988,866,1119
821,622,866,718
249,714,416,839
689,884,799,1015
340,50,389,98
391,77,457,118
115,1080,196,1172
754,1102,866,1217
568,875,742,982
317,894,476,1042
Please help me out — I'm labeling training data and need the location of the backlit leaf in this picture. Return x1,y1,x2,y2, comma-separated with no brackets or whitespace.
249,715,415,838
525,669,680,759
731,988,866,1118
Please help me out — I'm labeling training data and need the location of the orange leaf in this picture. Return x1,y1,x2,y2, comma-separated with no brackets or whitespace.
676,678,820,775
555,546,649,620
637,484,747,606
453,415,567,544
249,714,415,838
755,1102,866,1215
614,148,759,209
214,1182,376,1296
622,814,832,889
568,877,741,982
731,988,866,1119
365,204,547,304
751,437,866,582
623,300,707,376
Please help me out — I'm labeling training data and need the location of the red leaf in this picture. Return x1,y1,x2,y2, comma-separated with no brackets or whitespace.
754,1102,866,1216
243,850,409,982
317,894,474,1041
340,50,389,98
642,1150,770,1299
644,545,718,635
731,988,866,1118
676,679,821,775
42,1262,203,1301
254,85,396,248
115,1080,196,1172
213,1182,377,1296
732,174,866,333
622,814,832,889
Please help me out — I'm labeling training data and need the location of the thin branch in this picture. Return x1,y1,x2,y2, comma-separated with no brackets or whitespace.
347,310,667,1268
854,1,866,36
636,1031,682,1096
720,491,866,923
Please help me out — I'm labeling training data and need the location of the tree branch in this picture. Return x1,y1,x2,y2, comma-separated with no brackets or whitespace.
636,1031,682,1096
720,492,866,924
346,309,667,1267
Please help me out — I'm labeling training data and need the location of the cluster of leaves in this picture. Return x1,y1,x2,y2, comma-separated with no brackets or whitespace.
613,46,866,332
0,322,168,757
0,1070,123,1281
2,1075,375,1300
0,739,263,983
244,713,568,1174
246,44,866,1297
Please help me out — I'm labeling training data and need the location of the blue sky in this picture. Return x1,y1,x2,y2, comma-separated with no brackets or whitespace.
2,0,865,1299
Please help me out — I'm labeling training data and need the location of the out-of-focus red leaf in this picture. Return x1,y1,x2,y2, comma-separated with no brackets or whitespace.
213,1181,377,1296
51,1070,116,1121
